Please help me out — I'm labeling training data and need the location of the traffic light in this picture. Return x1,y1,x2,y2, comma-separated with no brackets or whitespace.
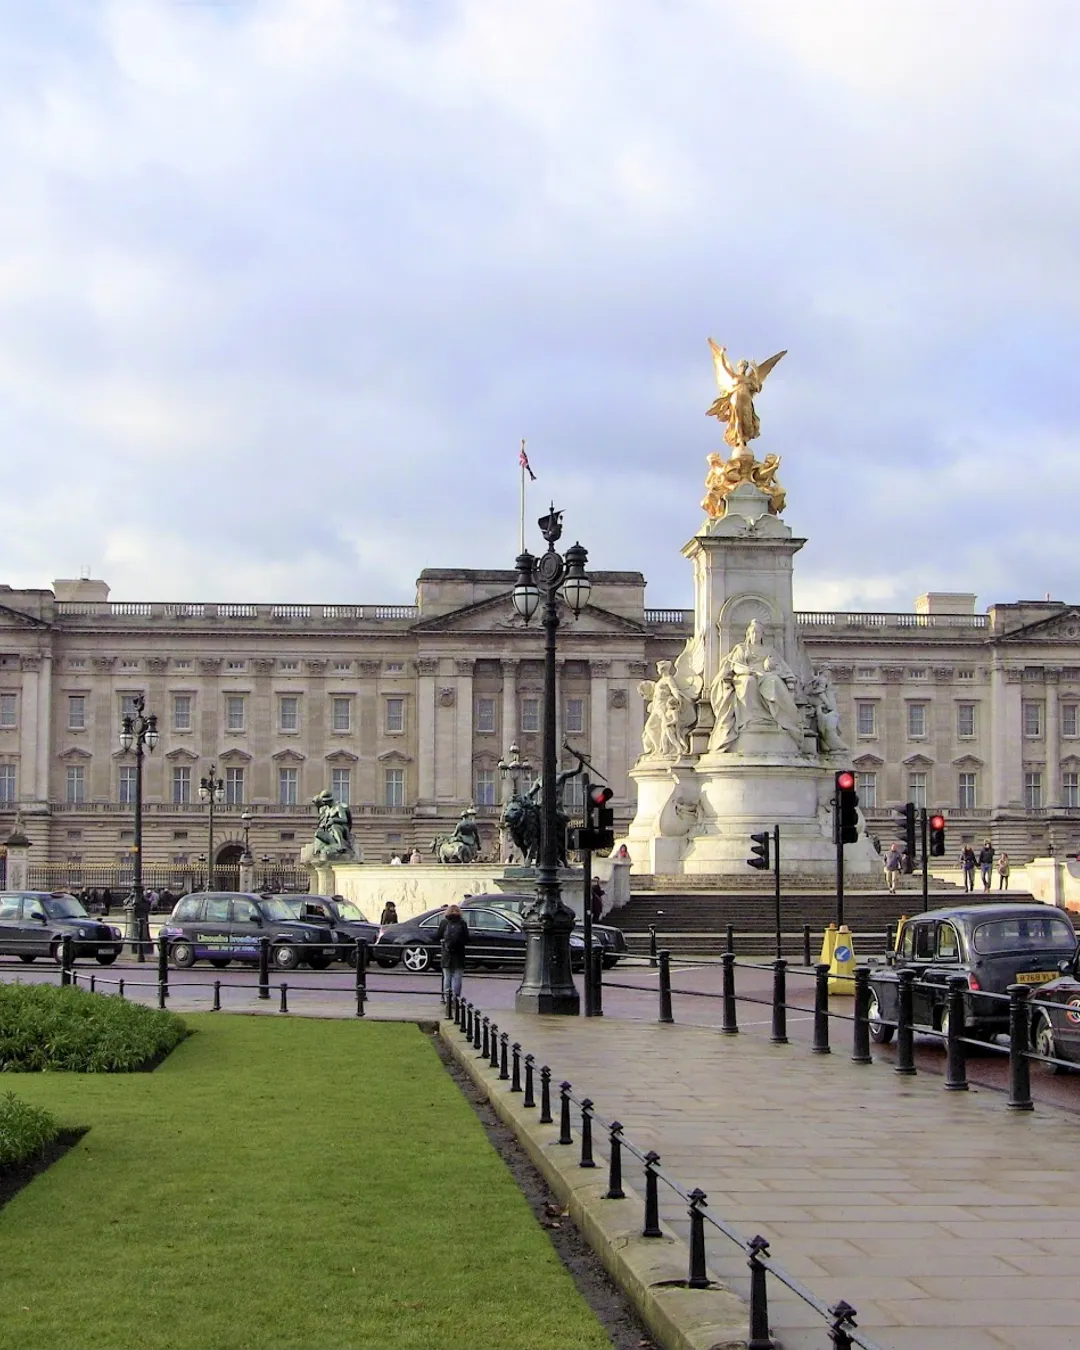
836,770,860,845
747,831,771,871
895,802,917,863
571,784,615,853
929,814,946,857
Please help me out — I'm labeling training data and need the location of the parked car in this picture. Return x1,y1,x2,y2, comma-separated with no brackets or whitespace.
868,903,1078,1043
373,904,589,973
283,895,380,964
1021,954,1080,1072
459,892,627,967
0,891,123,965
161,892,338,970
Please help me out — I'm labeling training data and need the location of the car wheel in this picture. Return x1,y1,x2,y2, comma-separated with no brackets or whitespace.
868,989,894,1044
401,945,432,973
1034,1014,1067,1074
938,1006,951,1042
273,944,300,971
375,956,399,968
51,940,67,966
171,942,197,969
18,954,35,964
96,953,118,966
603,955,620,969
307,957,333,971
208,958,231,969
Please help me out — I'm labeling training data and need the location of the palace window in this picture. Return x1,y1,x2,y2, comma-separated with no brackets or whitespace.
521,698,541,733
172,766,191,805
475,769,496,806
226,695,245,732
385,697,405,734
225,767,245,805
119,765,137,805
565,698,585,735
958,773,977,810
68,695,86,730
956,703,976,739
331,697,351,733
908,772,927,810
1023,701,1043,737
563,774,584,813
384,768,405,808
0,694,16,728
855,772,876,808
173,695,192,731
0,764,15,804
476,697,496,733
1063,772,1079,809
1063,704,1078,739
957,668,974,681
278,768,298,806
855,702,876,737
331,767,351,805
66,765,85,804
279,696,299,732
907,703,927,739
1025,772,1043,810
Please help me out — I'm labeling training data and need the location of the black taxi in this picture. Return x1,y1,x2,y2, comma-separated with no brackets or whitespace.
161,892,338,970
867,903,1078,1043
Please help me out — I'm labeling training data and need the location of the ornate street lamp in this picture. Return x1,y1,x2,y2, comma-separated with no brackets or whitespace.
511,506,591,1015
240,810,253,863
498,742,533,799
118,694,158,961
198,765,225,890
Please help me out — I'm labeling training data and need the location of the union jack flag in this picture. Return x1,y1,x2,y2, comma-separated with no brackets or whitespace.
519,442,536,481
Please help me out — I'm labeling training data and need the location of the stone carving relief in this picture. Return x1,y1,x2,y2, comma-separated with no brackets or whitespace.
306,658,327,673
146,657,169,674
92,656,116,673
438,687,456,707
709,620,803,753
416,658,439,677
589,660,611,678
608,687,628,710
805,669,848,754
627,661,649,679
20,655,41,672
200,658,223,675
358,660,381,677
455,660,474,676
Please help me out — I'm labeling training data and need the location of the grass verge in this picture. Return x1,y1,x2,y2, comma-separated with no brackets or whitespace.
0,1015,609,1350
0,1091,59,1169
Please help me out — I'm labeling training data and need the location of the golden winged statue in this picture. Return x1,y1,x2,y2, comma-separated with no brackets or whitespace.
706,339,786,451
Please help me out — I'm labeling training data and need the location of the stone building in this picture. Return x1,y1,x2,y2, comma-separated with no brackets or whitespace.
0,574,1078,876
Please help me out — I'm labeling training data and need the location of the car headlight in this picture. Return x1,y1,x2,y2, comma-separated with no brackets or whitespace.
111,927,123,939
77,928,87,939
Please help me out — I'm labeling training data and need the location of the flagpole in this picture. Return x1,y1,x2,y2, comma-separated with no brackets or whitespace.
519,437,527,553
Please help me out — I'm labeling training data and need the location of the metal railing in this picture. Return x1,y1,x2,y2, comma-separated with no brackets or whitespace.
54,602,419,622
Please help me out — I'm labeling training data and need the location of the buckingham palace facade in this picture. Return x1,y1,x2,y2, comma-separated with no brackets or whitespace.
1,572,1079,873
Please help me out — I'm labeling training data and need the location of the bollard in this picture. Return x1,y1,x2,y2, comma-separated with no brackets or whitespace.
649,924,658,967
721,951,738,1034
812,962,831,1054
473,1008,483,1051
851,967,872,1064
558,1082,573,1145
771,959,788,1045
591,946,604,1017
511,1042,522,1092
944,975,969,1091
726,923,735,955
523,1053,536,1108
481,1017,490,1059
747,1236,774,1350
687,1189,709,1289
457,995,466,1032
895,969,916,1075
579,1099,596,1168
1007,985,1034,1111
885,922,896,955
499,1032,509,1081
802,923,812,968
642,1151,662,1238
828,1299,858,1349
212,979,221,1011
466,1002,475,1041
157,975,166,1011
489,1022,500,1070
279,982,289,1014
89,974,96,994
118,978,125,999
60,935,73,987
606,1122,625,1199
258,936,270,1001
355,938,367,1019
658,950,674,1024
157,935,169,1002
539,1066,553,1123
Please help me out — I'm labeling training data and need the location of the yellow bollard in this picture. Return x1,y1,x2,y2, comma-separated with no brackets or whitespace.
818,923,838,969
895,917,907,951
828,924,857,996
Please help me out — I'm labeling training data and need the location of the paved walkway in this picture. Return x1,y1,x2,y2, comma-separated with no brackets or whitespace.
448,1005,1080,1350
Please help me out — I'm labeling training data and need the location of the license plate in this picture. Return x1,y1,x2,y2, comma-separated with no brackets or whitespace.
97,947,116,956
1017,971,1056,985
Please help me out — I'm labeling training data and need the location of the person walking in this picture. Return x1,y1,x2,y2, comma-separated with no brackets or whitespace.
436,903,469,1002
101,887,112,917
883,841,904,893
379,901,399,926
998,853,1011,890
590,877,605,921
978,840,995,893
960,845,978,893
408,848,422,864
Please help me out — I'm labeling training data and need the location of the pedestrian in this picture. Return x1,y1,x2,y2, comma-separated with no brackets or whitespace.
614,844,630,861
960,845,978,893
590,877,605,921
379,901,399,926
436,903,469,1001
89,887,100,913
998,853,1011,890
101,887,112,916
389,853,402,866
883,841,904,893
978,840,995,892
409,848,422,864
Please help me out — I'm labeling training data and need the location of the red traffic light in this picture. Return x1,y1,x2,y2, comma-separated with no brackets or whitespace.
929,814,945,830
588,785,613,807
836,772,855,792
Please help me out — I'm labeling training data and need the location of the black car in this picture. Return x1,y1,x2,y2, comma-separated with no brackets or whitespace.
1020,955,1080,1072
283,896,380,964
460,892,627,967
161,892,338,970
0,891,124,965
868,903,1078,1043
373,904,589,973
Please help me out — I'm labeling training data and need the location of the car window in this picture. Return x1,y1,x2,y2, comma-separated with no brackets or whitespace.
45,894,88,919
258,897,295,922
972,914,1077,955
173,897,201,922
205,897,230,922
419,914,443,930
467,910,516,933
335,900,367,921
0,897,20,921
899,924,915,960
913,924,935,960
937,923,960,961
231,899,260,923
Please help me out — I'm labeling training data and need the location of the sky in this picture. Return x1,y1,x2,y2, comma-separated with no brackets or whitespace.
2,0,1079,613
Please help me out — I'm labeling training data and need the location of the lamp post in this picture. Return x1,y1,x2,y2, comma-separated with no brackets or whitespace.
199,765,225,890
511,505,591,1015
240,810,252,863
118,694,158,961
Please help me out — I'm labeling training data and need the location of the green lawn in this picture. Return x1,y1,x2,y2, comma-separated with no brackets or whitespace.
0,1016,609,1350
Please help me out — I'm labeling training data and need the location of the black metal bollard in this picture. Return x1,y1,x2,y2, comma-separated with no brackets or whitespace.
944,975,969,1091
489,1022,500,1071
591,946,604,1017
851,967,872,1065
355,939,367,1019
802,923,812,967
473,1009,483,1051
812,962,831,1054
558,1082,573,1145
457,996,467,1032
721,951,738,1034
118,978,125,999
212,979,221,1011
606,1121,625,1199
89,974,96,994
279,982,289,1014
480,1017,490,1059
642,1151,662,1238
687,1189,709,1289
499,1032,509,1081
649,924,658,967
895,969,916,1075
1007,984,1034,1111
523,1053,536,1108
60,935,73,987
828,1299,858,1349
771,959,788,1045
747,1236,774,1350
511,1042,522,1092
258,936,270,1001
579,1099,596,1168
157,934,169,1002
466,1002,475,1041
726,923,735,955
539,1066,553,1123
658,950,674,1024
885,922,896,955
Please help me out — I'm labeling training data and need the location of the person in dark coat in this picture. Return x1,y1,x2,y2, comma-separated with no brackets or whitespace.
379,901,398,926
960,845,978,893
101,887,112,916
590,877,605,922
435,904,469,1000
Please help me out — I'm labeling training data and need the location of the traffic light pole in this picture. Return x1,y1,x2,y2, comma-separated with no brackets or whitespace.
773,824,782,960
920,807,929,913
582,774,595,1018
834,789,844,929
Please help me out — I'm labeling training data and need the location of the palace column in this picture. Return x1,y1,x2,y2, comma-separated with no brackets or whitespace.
1045,667,1061,808
416,658,438,803
588,661,610,775
455,660,474,803
500,659,519,803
